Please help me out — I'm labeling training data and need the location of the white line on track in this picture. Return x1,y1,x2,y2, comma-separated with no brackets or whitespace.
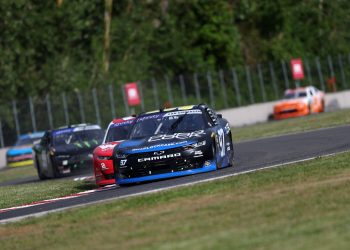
1,150,349,224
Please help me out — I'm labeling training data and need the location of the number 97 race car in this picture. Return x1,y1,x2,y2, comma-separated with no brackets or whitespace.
113,104,234,185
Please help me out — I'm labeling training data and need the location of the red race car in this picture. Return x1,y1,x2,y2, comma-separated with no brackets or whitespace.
93,117,135,186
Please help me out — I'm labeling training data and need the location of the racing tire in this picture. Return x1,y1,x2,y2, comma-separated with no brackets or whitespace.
36,156,48,180
212,138,222,169
227,132,235,168
49,157,62,178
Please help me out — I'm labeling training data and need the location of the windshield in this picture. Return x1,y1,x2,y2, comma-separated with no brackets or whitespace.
284,91,307,99
130,109,207,139
53,129,104,146
105,123,133,143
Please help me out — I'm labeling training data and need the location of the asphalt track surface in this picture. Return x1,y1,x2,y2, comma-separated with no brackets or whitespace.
1,125,350,222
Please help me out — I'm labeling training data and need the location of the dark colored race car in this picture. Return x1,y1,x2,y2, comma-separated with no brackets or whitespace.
93,117,135,187
33,124,105,179
113,104,234,185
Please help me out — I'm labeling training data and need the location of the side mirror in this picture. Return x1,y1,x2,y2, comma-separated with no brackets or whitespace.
217,114,223,119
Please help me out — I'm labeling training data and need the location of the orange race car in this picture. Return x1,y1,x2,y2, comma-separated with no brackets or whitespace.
273,86,325,120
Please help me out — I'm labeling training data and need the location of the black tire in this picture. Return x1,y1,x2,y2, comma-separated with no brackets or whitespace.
49,157,61,178
35,156,48,180
228,132,235,167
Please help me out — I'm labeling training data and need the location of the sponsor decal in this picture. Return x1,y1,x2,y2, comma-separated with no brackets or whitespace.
224,123,230,134
137,114,163,122
110,120,134,127
98,144,116,151
138,153,181,162
148,130,205,142
100,162,108,170
130,141,190,152
163,109,202,117
153,150,164,155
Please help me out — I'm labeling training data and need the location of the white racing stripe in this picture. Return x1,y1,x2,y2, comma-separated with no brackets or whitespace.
0,150,349,224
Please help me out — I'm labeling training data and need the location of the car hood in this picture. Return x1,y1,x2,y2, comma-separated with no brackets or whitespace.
93,141,122,157
7,146,32,156
116,130,209,154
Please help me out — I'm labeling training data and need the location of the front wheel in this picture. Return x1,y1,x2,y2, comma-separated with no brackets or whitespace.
36,156,48,180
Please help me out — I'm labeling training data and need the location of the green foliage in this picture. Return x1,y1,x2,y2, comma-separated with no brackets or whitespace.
0,0,350,102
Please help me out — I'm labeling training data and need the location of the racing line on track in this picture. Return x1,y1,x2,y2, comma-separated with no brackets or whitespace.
1,125,350,223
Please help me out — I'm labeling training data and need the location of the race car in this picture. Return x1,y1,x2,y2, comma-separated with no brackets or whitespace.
274,86,325,120
113,104,234,185
93,117,135,187
6,132,45,167
33,124,104,179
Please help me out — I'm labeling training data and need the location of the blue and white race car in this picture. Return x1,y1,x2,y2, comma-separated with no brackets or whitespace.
113,104,234,184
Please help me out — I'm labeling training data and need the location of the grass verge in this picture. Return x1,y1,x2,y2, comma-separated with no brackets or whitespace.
233,108,350,141
0,166,37,183
1,151,350,249
0,179,96,209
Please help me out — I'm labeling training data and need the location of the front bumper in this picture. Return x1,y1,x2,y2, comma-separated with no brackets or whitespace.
54,153,93,174
116,160,216,185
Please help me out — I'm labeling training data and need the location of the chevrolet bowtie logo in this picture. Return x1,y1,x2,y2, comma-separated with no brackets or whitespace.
153,150,165,156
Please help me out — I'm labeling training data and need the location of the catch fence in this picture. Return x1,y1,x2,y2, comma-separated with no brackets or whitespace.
1,53,350,147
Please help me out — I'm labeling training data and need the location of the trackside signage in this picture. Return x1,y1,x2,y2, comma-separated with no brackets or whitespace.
124,82,141,106
290,58,305,80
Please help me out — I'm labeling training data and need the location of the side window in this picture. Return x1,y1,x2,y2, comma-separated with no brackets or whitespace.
205,108,218,125
40,132,50,146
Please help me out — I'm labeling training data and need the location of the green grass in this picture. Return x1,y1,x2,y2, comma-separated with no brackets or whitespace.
0,179,96,209
1,151,350,249
233,108,350,142
0,166,37,183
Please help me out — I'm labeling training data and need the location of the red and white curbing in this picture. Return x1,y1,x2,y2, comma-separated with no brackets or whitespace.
0,184,116,213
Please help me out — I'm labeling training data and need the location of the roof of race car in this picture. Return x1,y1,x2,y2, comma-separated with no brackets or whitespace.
52,124,102,135
142,105,200,116
284,86,316,94
112,116,135,124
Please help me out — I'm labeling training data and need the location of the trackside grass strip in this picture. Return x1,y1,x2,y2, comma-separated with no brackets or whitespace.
233,108,350,141
1,151,350,250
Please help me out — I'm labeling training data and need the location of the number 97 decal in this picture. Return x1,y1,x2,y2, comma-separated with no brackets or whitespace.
217,129,225,157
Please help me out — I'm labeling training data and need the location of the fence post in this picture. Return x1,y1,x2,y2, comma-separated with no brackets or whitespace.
315,57,325,91
76,90,86,123
245,66,255,104
338,54,347,89
257,64,267,102
152,78,160,109
108,84,116,119
29,96,37,132
0,120,4,148
165,76,174,106
327,55,335,78
231,68,241,106
193,73,201,104
304,58,313,85
206,71,215,108
138,81,145,112
281,60,290,90
121,85,129,116
179,75,188,105
62,92,70,126
12,100,20,136
46,94,54,129
92,88,101,125
219,70,228,108
269,62,279,99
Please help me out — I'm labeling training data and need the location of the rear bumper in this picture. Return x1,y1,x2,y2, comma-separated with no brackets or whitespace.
116,160,216,184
